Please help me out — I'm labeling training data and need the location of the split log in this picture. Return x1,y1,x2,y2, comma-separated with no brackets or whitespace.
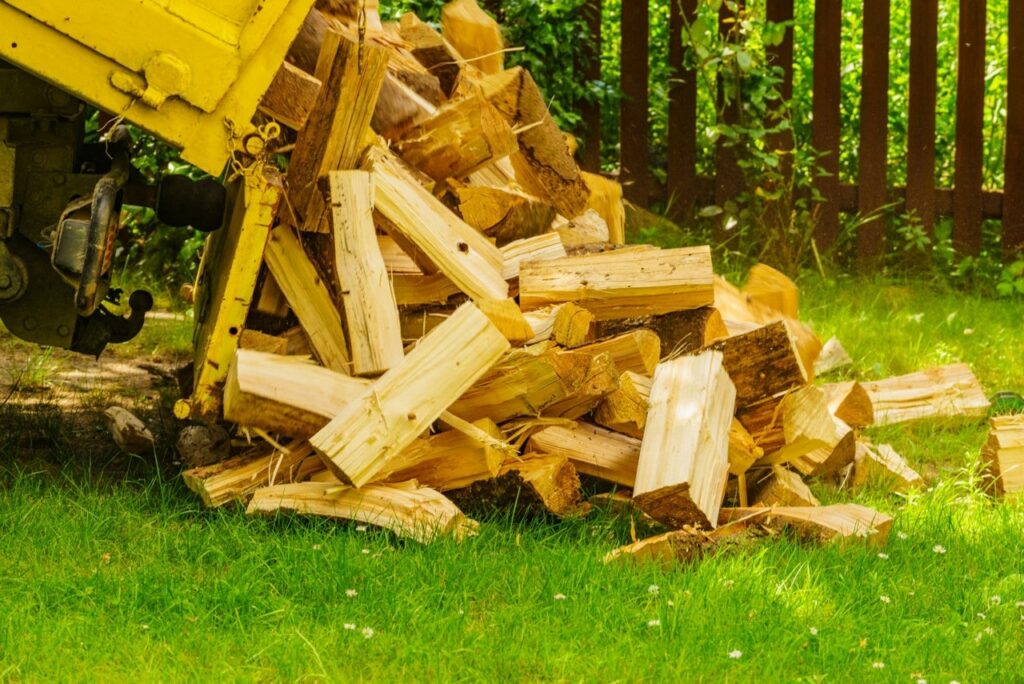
392,274,461,307
728,419,763,477
718,504,893,547
852,442,924,492
981,414,1024,499
454,185,556,246
326,171,404,376
224,350,369,438
366,147,509,302
500,232,567,281
742,263,799,318
552,302,596,348
183,442,323,507
375,418,506,488
528,421,640,487
519,247,714,320
553,209,610,248
703,320,809,408
479,67,590,217
751,466,820,507
820,380,874,428
378,235,422,275
582,171,626,245
239,329,289,355
593,370,650,438
441,0,505,75
448,453,582,517
814,336,853,376
399,12,464,97
310,302,509,486
595,307,728,357
574,329,660,377
263,225,351,374
862,364,990,426
103,407,154,455
475,298,535,345
258,61,321,131
603,528,715,566
542,351,620,419
632,352,736,529
521,304,562,344
394,95,517,183
247,480,478,544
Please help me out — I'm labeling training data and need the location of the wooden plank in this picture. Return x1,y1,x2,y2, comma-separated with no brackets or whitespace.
577,0,603,172
856,0,891,264
620,0,651,206
310,303,510,487
811,0,843,248
906,0,939,239
258,61,321,131
327,171,404,377
1005,0,1024,259
263,225,351,374
667,0,699,220
518,246,715,320
952,0,988,255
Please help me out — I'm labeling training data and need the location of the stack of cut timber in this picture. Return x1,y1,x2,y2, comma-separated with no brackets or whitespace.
177,0,991,559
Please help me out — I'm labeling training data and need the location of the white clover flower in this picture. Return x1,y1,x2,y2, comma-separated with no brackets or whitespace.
667,600,675,607
355,525,368,532
344,623,356,630
871,662,885,670
312,544,322,551
897,531,909,540
361,627,374,639
346,589,358,598
991,595,1002,605
977,612,986,620
553,593,567,601
648,584,660,595
728,650,742,659
647,619,661,627
933,545,947,555
879,595,891,604
916,679,927,684
877,552,889,560
361,548,371,555
809,627,818,636
984,626,994,636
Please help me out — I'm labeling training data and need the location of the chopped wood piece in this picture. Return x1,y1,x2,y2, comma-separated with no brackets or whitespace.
852,442,924,492
528,421,640,487
454,185,556,246
442,0,505,75
264,225,351,374
399,307,450,342
521,304,562,344
224,350,369,438
552,302,596,348
593,370,651,438
288,33,389,230
176,424,231,468
981,414,1024,499
575,329,660,377
449,342,589,422
603,528,715,566
718,504,893,547
500,232,567,281
103,407,154,455
392,274,461,307
633,352,736,529
310,303,509,486
327,171,404,376
704,320,809,408
399,12,465,97
475,298,535,345
742,264,799,318
543,351,620,419
862,364,990,426
394,96,517,182
553,209,610,248
239,329,289,355
752,466,820,507
253,270,290,318
247,480,478,543
582,172,626,245
519,247,714,320
821,380,874,428
374,418,505,490
183,442,323,507
814,336,853,376
728,419,763,476
479,67,590,217
448,453,582,517
366,147,509,302
258,61,321,130
598,307,729,357
378,235,422,275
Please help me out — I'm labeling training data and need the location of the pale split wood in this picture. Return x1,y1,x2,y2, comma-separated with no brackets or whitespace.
454,184,557,246
326,170,404,376
718,504,893,547
852,442,924,492
528,421,641,487
499,232,567,281
447,453,583,517
981,414,1024,499
596,307,729,358
553,302,596,348
820,380,874,428
474,298,535,345
518,247,714,320
399,12,465,97
633,351,736,529
552,209,610,248
103,407,154,455
603,528,716,566
542,351,620,419
581,171,626,245
183,441,323,508
441,0,505,74
238,329,289,355
263,224,351,374
365,146,508,302
861,364,990,426
574,329,661,377
814,336,853,376
742,263,800,318
751,466,820,507
392,273,461,307
593,370,651,438
310,302,510,486
258,61,321,131
246,480,478,544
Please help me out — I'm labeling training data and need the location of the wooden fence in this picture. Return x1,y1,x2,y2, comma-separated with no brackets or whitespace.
575,0,1023,262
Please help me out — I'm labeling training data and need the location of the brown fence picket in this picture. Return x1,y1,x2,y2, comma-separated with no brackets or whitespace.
667,0,699,220
953,0,987,255
856,0,890,264
906,0,939,239
811,0,843,250
1005,0,1024,259
577,0,603,173
620,0,651,205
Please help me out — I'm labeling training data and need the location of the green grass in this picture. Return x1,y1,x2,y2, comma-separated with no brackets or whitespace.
1,278,1023,682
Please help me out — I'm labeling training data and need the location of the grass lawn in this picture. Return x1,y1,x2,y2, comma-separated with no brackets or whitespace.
1,276,1023,682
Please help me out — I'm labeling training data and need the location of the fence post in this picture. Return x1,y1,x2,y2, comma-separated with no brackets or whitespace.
811,0,843,251
576,0,603,173
855,0,890,266
1005,0,1024,260
620,0,651,206
952,0,987,256
667,0,699,221
715,0,745,238
906,0,939,247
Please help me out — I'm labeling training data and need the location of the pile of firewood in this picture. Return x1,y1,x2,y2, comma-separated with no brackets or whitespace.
176,0,1000,558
